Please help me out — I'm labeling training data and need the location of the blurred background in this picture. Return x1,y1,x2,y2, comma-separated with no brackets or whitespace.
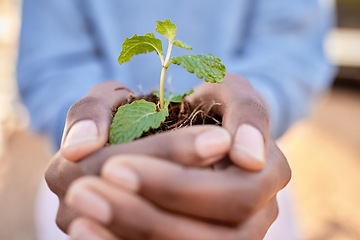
0,0,359,239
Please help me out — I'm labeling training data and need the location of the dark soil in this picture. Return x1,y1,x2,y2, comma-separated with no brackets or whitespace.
113,91,223,139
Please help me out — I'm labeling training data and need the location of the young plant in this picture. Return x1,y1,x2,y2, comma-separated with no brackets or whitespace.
109,19,226,144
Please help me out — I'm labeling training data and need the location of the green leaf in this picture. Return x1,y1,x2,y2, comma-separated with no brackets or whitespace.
109,99,169,144
173,40,192,50
170,54,226,83
156,19,177,41
118,33,163,65
154,89,194,103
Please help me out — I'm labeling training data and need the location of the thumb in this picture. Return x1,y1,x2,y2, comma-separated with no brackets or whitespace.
188,73,270,171
221,74,270,171
61,81,132,161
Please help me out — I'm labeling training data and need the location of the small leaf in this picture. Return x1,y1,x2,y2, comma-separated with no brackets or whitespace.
118,33,163,65
173,40,193,50
156,19,177,41
170,54,226,83
109,99,169,144
154,89,194,103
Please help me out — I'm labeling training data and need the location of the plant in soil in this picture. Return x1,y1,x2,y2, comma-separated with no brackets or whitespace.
109,19,226,144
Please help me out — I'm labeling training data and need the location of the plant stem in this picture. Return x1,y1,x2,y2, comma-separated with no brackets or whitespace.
164,40,173,65
159,66,167,109
159,40,174,109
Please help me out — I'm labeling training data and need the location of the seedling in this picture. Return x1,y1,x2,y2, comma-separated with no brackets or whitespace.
109,19,226,144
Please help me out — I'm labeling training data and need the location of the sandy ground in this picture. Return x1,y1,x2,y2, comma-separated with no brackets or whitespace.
0,87,359,240
280,88,360,240
0,130,50,240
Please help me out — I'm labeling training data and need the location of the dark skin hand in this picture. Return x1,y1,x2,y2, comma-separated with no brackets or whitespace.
45,74,291,239
65,140,287,240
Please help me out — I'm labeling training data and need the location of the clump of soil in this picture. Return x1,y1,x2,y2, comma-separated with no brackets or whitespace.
113,91,222,139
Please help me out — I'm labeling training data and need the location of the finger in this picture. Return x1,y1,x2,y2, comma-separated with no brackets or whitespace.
78,125,231,173
100,141,290,224
61,81,132,161
56,200,80,233
69,217,120,240
187,73,270,171
65,177,238,240
237,197,278,240
48,125,232,195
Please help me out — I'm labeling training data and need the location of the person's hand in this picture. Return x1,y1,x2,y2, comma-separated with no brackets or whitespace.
46,79,233,232
47,125,233,232
64,136,289,240
60,74,269,172
45,73,291,238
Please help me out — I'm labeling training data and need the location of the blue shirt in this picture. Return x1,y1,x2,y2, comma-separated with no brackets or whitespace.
17,0,336,148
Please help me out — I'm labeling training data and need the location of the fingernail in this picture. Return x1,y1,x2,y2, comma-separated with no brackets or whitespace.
63,120,99,148
233,124,265,164
102,164,139,192
195,128,231,160
69,222,103,240
66,185,111,224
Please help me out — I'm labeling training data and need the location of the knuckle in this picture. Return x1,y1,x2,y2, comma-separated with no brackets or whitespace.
283,160,292,187
156,130,201,166
55,201,73,233
66,96,109,123
176,129,209,166
243,97,269,124
224,94,269,134
273,200,279,222
231,182,260,221
45,154,84,197
68,96,101,113
45,154,65,195
180,149,203,166
273,143,292,189
55,216,67,233
107,197,158,240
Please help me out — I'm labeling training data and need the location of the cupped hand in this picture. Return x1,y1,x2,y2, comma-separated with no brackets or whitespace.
48,127,232,232
61,74,269,171
45,74,291,237
65,137,289,240
47,80,235,232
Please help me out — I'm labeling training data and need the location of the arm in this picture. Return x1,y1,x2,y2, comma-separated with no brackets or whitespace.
17,0,106,147
227,0,336,138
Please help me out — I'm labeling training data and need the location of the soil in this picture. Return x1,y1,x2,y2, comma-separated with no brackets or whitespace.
115,92,223,138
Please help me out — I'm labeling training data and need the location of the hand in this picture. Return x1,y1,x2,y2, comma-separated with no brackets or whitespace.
46,79,233,233
47,125,232,232
46,74,289,236
60,74,269,172
65,137,289,240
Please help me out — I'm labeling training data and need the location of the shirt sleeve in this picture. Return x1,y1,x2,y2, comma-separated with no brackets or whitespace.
17,0,105,148
227,0,336,138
